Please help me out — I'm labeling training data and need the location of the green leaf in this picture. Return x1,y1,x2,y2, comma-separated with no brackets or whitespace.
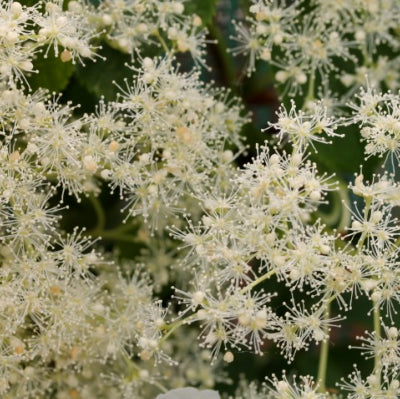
62,75,98,114
27,51,75,92
312,125,380,180
75,43,132,101
184,0,218,25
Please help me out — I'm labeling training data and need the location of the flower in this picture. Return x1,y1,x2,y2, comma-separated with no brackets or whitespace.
155,387,220,399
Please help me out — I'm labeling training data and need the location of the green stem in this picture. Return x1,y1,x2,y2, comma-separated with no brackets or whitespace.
318,180,351,231
317,301,331,393
207,22,236,90
357,197,371,249
361,40,372,68
151,380,168,394
354,196,382,380
153,29,170,54
160,314,197,345
305,68,316,104
100,233,135,242
89,220,137,241
373,300,381,377
89,195,106,232
240,269,277,294
318,192,371,390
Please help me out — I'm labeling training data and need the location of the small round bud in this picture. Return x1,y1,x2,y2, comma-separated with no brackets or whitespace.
192,291,205,306
172,2,184,14
193,15,202,27
83,155,98,173
20,60,33,71
60,49,72,63
139,369,149,379
270,154,280,165
260,48,271,61
100,169,111,179
108,141,119,152
136,23,148,33
276,70,287,83
11,2,22,16
142,72,155,84
310,190,321,201
143,57,154,69
223,351,234,363
296,72,307,85
102,14,113,25
355,30,366,42
388,327,398,339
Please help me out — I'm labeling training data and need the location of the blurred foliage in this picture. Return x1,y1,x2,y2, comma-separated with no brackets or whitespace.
74,43,132,101
28,49,75,92
184,0,218,25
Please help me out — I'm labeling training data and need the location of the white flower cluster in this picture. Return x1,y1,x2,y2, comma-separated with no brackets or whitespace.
0,0,210,87
232,374,326,399
0,0,248,395
170,88,400,397
171,108,341,362
94,0,209,64
0,0,100,83
233,0,400,99
348,85,400,165
2,0,400,397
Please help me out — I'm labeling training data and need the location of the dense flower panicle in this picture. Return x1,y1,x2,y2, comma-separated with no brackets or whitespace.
351,326,400,378
277,223,336,291
340,56,400,98
170,141,344,362
268,299,343,362
0,0,210,86
268,101,342,150
0,6,248,390
105,56,247,226
0,1,38,82
230,0,300,75
340,173,400,318
95,0,209,64
339,368,400,399
0,55,247,217
345,201,400,251
36,0,101,64
168,84,400,386
0,211,179,397
232,0,400,100
350,172,400,206
3,0,400,396
265,373,326,399
0,0,103,84
173,286,278,360
348,86,400,166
